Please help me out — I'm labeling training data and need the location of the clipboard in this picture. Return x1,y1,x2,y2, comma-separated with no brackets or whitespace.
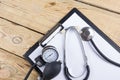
24,8,120,80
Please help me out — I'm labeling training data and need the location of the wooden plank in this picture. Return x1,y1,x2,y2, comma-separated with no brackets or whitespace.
0,49,38,80
0,0,120,46
0,0,119,33
76,0,120,13
0,0,61,34
0,18,42,57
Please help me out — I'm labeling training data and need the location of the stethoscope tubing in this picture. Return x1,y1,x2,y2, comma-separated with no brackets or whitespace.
64,65,90,80
89,39,120,67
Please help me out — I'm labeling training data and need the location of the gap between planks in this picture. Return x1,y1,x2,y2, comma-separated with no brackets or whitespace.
75,0,120,15
0,48,38,80
75,0,120,14
0,17,45,35
0,17,43,57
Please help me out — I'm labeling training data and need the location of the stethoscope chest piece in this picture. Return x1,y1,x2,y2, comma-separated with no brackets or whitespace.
80,27,94,41
80,27,120,68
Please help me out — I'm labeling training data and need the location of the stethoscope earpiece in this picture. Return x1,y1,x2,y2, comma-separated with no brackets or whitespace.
80,27,94,41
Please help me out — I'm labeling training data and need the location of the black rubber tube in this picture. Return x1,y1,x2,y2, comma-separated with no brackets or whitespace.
64,66,72,80
24,63,36,80
83,65,90,80
90,39,120,67
64,65,90,80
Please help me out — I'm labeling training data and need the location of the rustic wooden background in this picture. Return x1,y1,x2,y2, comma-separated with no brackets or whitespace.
0,0,120,80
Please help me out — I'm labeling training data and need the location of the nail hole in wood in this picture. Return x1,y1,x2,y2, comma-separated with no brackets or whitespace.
49,2,56,6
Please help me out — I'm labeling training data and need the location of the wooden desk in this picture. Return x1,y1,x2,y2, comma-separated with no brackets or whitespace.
0,0,120,80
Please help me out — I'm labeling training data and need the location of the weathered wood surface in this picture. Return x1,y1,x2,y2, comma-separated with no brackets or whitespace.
0,49,38,80
77,0,120,14
0,0,120,80
0,18,42,57
0,0,120,45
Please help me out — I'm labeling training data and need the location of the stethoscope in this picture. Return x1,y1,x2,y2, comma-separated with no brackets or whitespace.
63,26,90,80
63,26,120,80
80,27,120,68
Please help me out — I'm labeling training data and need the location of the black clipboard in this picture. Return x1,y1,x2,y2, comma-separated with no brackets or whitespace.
24,8,120,80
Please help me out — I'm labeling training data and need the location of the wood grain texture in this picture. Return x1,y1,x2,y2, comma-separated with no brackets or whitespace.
0,0,119,32
77,0,120,13
0,0,120,46
0,49,38,80
0,0,120,80
0,18,42,57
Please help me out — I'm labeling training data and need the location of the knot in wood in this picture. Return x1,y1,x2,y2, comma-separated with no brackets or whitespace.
12,36,23,44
